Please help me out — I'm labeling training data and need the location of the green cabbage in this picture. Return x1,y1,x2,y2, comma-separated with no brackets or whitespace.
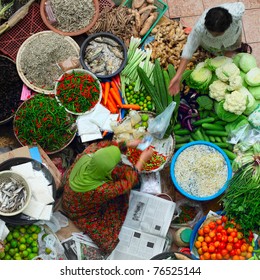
238,87,258,115
248,85,260,100
233,53,244,67
225,115,249,134
239,53,257,73
214,101,239,122
205,56,232,71
245,67,260,86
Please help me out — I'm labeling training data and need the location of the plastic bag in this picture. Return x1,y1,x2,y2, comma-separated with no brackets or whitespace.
171,199,204,229
248,104,260,129
148,102,176,139
57,56,80,72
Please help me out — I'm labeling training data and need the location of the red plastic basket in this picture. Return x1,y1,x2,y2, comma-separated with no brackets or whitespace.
0,3,47,61
99,0,115,10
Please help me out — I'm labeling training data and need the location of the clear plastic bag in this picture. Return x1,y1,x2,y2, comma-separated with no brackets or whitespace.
148,102,176,139
171,199,204,229
57,56,80,72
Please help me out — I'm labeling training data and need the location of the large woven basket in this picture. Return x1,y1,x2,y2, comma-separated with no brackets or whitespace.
0,171,31,216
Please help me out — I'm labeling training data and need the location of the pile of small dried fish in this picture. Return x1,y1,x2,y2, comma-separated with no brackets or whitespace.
0,177,28,214
49,0,95,32
84,36,124,76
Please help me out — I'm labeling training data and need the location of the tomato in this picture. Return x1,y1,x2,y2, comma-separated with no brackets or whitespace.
209,231,216,238
197,236,204,242
226,227,234,234
199,255,204,260
197,248,203,255
216,225,223,232
221,235,228,243
235,248,241,255
210,253,217,260
232,255,240,260
195,241,202,249
201,241,207,247
203,226,210,234
202,245,208,253
214,241,220,248
240,244,247,252
230,231,237,238
239,256,245,260
216,253,223,260
223,253,230,260
233,237,238,243
226,244,233,252
241,251,247,257
234,241,242,249
227,236,234,243
198,229,204,236
221,249,228,256
216,219,222,225
208,245,216,253
230,249,236,256
219,242,226,250
204,236,212,243
221,216,227,223
248,246,254,253
246,252,252,259
216,233,222,241
208,222,216,230
221,229,227,236
203,252,211,260
237,232,243,239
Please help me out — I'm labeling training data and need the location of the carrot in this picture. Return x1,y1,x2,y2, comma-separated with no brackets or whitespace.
107,93,118,113
103,81,110,105
121,104,141,110
110,87,122,107
111,80,119,92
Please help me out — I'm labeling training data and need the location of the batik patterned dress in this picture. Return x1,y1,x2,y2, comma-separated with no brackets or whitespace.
62,140,139,254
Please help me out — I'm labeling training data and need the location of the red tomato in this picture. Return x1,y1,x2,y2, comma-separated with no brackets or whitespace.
221,235,228,243
200,255,205,260
226,244,233,252
203,252,211,260
203,226,210,234
202,245,208,253
197,248,203,255
214,241,220,248
216,219,222,225
230,249,236,256
233,237,238,243
221,216,227,223
227,236,234,243
208,222,216,230
237,232,243,239
210,253,217,260
219,242,226,250
223,253,230,260
209,231,216,238
216,253,223,260
234,241,242,249
232,255,240,260
235,248,241,255
208,245,216,253
230,231,237,238
198,229,204,236
240,244,247,252
221,249,228,256
197,236,204,242
216,225,223,232
221,229,227,236
227,227,234,234
205,236,212,243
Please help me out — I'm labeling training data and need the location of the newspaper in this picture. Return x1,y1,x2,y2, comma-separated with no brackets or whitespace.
61,233,106,260
108,190,176,260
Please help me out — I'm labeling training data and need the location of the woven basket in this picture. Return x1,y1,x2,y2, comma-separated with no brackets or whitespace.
113,111,175,173
0,171,31,216
16,31,80,95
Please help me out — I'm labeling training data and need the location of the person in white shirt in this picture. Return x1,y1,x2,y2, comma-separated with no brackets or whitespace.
169,2,251,96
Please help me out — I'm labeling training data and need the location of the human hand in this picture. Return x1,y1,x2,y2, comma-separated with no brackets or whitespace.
168,76,181,96
127,139,142,148
139,147,154,163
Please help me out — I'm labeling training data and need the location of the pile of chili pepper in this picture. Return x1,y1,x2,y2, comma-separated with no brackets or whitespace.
174,205,198,224
56,71,100,114
126,147,167,171
14,94,76,153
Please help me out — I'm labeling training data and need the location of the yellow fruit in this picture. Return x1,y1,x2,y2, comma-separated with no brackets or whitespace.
19,244,26,251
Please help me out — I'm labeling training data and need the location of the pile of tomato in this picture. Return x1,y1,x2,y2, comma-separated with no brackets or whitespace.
194,215,254,260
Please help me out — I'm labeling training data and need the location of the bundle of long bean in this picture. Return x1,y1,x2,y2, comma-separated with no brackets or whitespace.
220,143,260,235
14,94,76,153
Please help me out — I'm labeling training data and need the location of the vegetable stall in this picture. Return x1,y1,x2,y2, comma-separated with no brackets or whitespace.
0,0,259,261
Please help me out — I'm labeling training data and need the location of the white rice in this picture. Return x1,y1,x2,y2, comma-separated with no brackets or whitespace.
174,145,228,197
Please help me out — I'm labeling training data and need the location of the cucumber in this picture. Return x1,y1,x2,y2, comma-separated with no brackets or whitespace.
175,129,190,135
214,142,229,148
209,136,216,142
173,123,181,131
201,129,210,142
223,149,236,160
190,132,200,141
193,129,204,140
215,136,222,143
222,137,228,142
202,123,225,131
175,135,190,144
205,130,228,137
192,117,215,127
215,120,227,126
175,143,187,149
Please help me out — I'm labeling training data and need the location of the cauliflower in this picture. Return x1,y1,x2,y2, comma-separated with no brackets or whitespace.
209,80,229,101
215,63,240,82
223,91,247,115
227,75,243,91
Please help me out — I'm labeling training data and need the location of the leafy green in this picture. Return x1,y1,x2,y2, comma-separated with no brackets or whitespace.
245,67,260,86
225,115,249,134
196,95,214,111
214,101,239,122
205,56,232,71
248,85,260,100
239,53,257,73
232,53,244,67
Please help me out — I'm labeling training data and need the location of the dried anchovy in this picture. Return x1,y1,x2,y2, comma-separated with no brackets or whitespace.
20,32,78,90
50,0,95,32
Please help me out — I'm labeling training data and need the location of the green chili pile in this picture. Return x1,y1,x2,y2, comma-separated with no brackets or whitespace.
126,147,167,171
56,71,100,114
14,94,76,153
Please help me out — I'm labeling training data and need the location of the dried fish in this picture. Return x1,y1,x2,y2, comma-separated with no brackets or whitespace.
108,45,124,59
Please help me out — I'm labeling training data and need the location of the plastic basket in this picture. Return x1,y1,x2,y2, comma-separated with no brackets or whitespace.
99,0,115,10
0,3,47,61
122,0,168,44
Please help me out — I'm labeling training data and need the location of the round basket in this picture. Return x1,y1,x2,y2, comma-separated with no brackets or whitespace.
54,68,102,115
0,171,31,217
113,111,175,173
170,141,232,201
16,31,80,95
40,0,99,37
13,95,77,155
79,32,127,80
0,55,23,125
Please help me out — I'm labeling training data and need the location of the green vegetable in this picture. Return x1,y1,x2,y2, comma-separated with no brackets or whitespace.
209,80,229,102
167,64,176,80
208,136,216,142
245,67,260,86
205,56,232,71
175,135,190,144
215,120,227,126
173,123,181,130
215,62,240,82
214,142,229,148
154,59,168,108
214,101,239,122
248,104,260,129
196,95,214,111
175,129,190,135
222,149,236,160
193,129,204,140
192,117,215,127
225,115,249,135
232,53,244,67
175,143,187,149
248,85,260,100
239,53,257,73
202,123,225,131
201,129,210,142
215,136,222,143
205,130,228,137
163,69,173,106
186,62,212,94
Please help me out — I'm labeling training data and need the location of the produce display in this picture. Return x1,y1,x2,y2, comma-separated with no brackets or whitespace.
14,94,76,153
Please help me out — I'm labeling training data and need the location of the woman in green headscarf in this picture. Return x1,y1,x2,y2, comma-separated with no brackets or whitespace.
62,140,153,255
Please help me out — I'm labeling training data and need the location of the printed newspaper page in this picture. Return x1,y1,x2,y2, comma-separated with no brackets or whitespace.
108,190,176,260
